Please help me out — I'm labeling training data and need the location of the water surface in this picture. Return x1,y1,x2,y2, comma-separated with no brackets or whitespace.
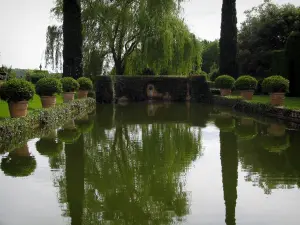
1,103,300,225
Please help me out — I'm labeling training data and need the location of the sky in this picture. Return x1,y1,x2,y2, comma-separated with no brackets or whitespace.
0,0,300,69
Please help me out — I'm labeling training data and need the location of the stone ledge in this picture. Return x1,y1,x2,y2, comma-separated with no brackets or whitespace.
213,96,300,125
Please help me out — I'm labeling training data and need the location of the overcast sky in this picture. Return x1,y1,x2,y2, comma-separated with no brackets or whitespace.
0,0,299,69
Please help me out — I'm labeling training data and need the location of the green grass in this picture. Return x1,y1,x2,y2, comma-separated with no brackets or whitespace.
0,94,63,119
225,95,300,110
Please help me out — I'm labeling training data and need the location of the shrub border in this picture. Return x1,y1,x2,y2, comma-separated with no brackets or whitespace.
0,98,96,152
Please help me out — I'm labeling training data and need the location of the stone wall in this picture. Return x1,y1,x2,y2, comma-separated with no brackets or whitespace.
95,76,211,103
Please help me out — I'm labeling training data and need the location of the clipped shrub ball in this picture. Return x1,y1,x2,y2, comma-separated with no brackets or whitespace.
58,128,81,144
214,116,236,132
78,77,93,91
36,138,63,157
1,154,37,177
61,77,80,92
235,75,258,90
262,75,289,93
36,78,62,96
0,78,35,102
215,75,235,89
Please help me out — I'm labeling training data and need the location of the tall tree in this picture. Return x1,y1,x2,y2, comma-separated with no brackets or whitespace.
63,0,83,78
219,0,238,78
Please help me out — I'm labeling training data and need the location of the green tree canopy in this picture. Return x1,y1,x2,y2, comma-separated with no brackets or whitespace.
238,0,300,78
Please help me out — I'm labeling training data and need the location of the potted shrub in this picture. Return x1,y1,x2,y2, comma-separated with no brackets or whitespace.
235,75,258,100
61,77,79,102
36,78,62,108
77,77,93,99
262,75,289,106
215,75,235,96
0,79,35,117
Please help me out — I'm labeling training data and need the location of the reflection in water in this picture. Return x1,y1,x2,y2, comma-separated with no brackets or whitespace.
216,114,238,225
3,104,300,224
1,144,37,177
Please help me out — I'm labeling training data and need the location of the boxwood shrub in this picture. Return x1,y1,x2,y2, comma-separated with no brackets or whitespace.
0,78,35,102
262,75,289,93
61,77,80,92
36,78,62,96
78,77,93,91
235,75,258,90
215,75,235,89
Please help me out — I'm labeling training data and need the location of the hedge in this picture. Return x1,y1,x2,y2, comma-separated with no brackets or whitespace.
0,98,96,152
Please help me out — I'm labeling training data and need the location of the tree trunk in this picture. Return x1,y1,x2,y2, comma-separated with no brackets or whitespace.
115,60,125,75
220,131,238,225
219,0,238,78
63,0,83,79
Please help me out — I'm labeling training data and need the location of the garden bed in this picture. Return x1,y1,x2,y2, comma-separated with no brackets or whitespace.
0,98,95,152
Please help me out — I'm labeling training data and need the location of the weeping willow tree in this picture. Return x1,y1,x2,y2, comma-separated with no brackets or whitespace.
45,0,202,76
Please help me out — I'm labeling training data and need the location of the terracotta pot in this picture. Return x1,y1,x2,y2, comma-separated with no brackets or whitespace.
9,101,28,118
220,89,232,96
270,93,285,106
78,90,88,99
240,90,254,100
41,96,56,108
12,144,30,157
63,92,75,103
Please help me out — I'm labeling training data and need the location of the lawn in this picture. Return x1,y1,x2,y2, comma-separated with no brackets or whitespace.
0,95,63,119
226,95,300,110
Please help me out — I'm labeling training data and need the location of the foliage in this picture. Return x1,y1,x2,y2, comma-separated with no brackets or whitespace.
201,40,219,74
47,0,200,76
286,31,300,97
215,115,236,132
61,77,79,92
36,78,63,96
77,77,93,91
36,138,63,157
271,50,286,77
261,134,290,153
26,70,49,84
1,151,37,177
0,79,35,102
235,75,258,90
0,98,96,152
215,75,235,89
238,0,300,77
75,118,94,133
209,69,220,81
219,0,238,78
235,122,258,141
262,75,289,93
58,128,81,144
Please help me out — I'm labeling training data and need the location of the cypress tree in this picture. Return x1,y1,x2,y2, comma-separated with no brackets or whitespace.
285,31,300,97
219,0,238,78
63,0,83,79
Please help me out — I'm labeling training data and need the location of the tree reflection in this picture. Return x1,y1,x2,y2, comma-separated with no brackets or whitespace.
82,122,201,224
217,115,238,225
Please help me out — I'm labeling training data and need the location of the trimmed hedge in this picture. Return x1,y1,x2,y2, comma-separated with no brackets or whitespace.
61,77,80,92
0,98,96,152
0,79,35,102
235,75,257,90
36,78,62,96
262,75,289,93
215,75,235,89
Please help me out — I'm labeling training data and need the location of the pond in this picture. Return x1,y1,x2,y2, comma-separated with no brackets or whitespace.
1,103,300,225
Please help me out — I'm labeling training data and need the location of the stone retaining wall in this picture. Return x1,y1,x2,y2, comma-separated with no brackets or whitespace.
95,76,212,103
